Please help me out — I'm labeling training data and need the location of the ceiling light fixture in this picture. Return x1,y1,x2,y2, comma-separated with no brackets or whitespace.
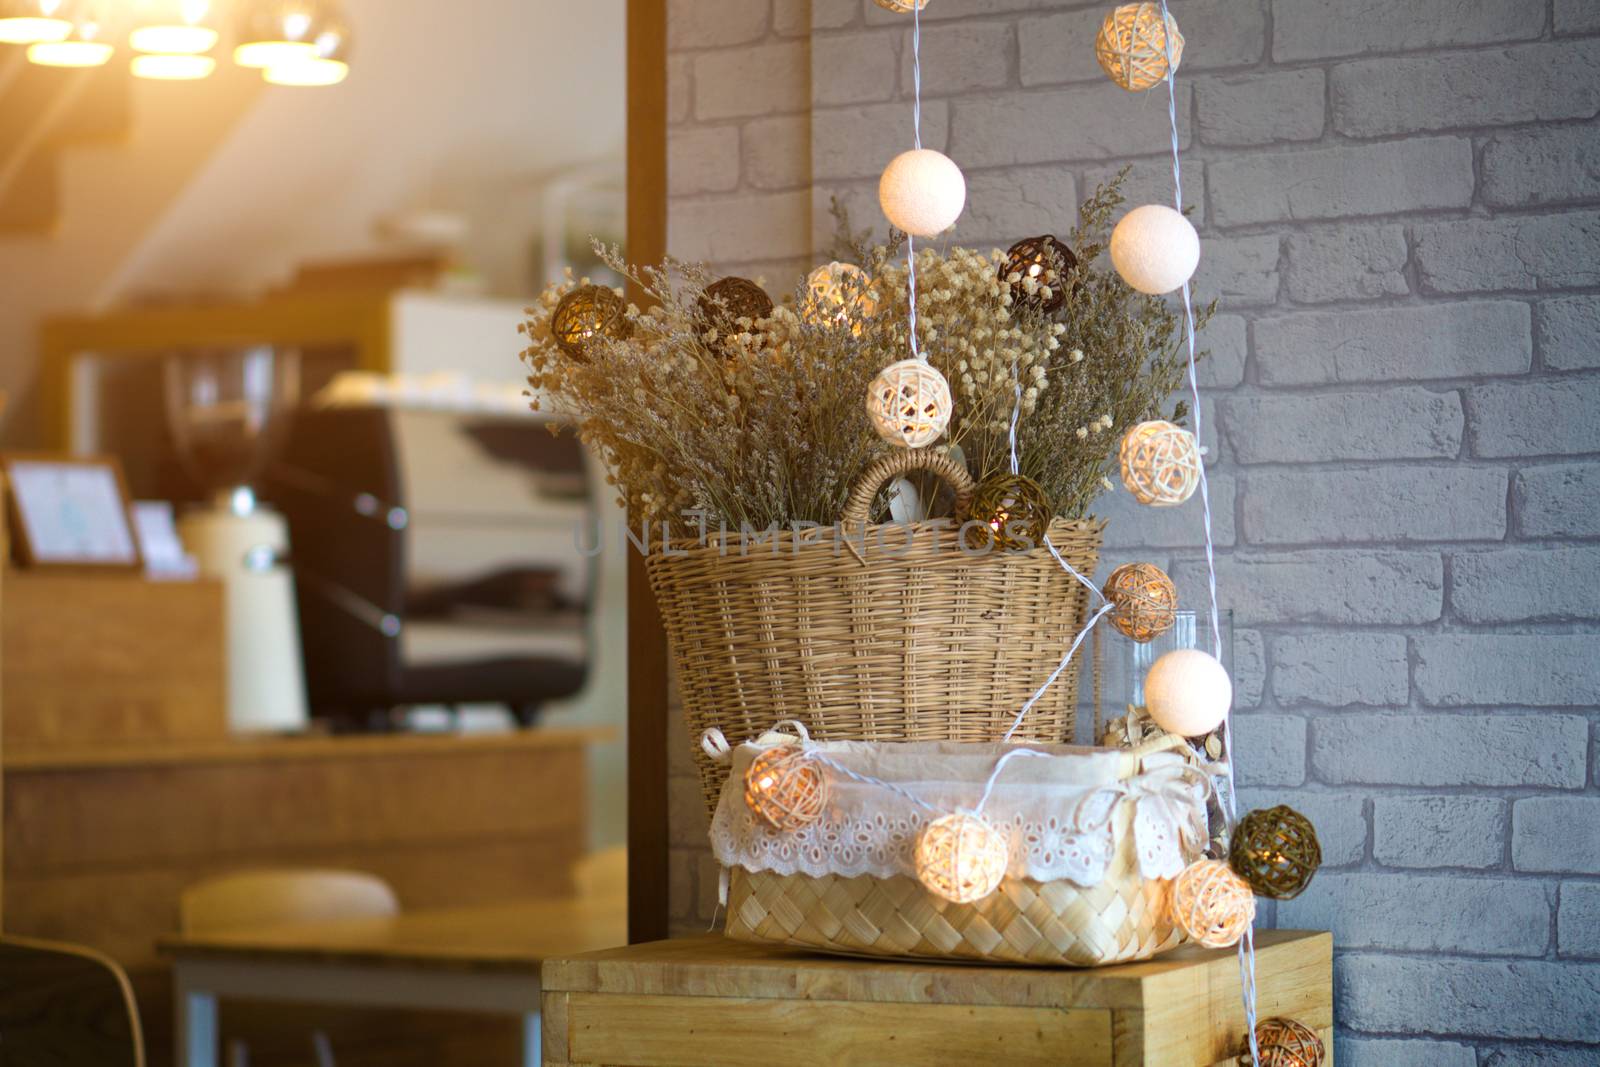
131,52,216,79
232,0,329,69
27,9,112,66
263,8,348,86
130,0,218,55
0,0,72,44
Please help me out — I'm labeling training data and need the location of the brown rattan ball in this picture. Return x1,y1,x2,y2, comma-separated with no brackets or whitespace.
1001,235,1079,314
744,745,828,831
697,276,774,341
1229,805,1322,900
873,0,929,11
1238,1018,1326,1067
1103,562,1178,642
963,473,1052,552
1095,3,1184,92
552,284,631,360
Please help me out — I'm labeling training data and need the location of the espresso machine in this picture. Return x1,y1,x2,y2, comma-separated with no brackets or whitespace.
165,346,309,733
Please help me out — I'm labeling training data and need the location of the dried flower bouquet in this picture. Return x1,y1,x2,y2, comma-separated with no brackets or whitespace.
520,172,1213,538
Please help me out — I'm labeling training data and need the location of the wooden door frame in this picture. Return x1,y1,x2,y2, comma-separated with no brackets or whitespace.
624,0,670,945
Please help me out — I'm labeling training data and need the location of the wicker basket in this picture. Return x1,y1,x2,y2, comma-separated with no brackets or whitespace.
721,734,1202,967
645,449,1105,821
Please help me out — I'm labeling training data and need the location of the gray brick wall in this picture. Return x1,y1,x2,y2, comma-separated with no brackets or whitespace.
665,0,1600,1056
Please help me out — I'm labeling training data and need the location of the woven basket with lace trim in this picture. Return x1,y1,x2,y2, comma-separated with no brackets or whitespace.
722,735,1205,968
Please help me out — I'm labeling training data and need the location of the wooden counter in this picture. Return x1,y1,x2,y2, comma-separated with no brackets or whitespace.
3,727,607,1064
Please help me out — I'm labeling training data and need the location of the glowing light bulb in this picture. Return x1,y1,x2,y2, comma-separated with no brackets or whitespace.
132,52,216,79
0,0,71,44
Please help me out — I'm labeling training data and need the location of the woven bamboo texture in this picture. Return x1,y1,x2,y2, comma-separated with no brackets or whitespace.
646,452,1103,821
725,796,1185,967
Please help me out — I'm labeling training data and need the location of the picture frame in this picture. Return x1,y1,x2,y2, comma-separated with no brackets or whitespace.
2,454,143,571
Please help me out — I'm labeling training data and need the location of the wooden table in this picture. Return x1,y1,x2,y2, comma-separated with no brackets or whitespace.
541,930,1333,1066
162,896,627,1067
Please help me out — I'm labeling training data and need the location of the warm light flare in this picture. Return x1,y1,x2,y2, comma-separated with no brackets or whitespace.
28,39,113,65
130,24,218,54
0,16,70,43
233,39,316,68
132,53,216,79
263,56,347,86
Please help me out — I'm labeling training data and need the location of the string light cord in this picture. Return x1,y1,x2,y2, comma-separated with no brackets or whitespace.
905,1,924,361
1155,0,1259,1058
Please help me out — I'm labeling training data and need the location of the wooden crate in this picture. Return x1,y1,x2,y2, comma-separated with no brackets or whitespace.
542,930,1333,1067
1,570,226,749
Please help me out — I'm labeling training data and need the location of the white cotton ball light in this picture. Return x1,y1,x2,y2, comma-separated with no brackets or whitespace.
1110,204,1201,295
1144,649,1232,737
879,148,966,237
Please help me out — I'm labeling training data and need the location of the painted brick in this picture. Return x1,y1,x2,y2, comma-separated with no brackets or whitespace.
1338,1039,1476,1067
1242,466,1507,546
743,115,810,191
1221,389,1464,464
1020,0,1265,87
666,0,768,49
669,189,813,265
1097,472,1236,549
1210,137,1473,227
1331,41,1600,138
668,774,709,846
1559,883,1600,958
1197,69,1325,147
1192,234,1279,308
1339,954,1600,1042
955,166,1080,248
1172,551,1443,626
1471,377,1600,458
1238,788,1366,867
952,82,1192,168
773,0,816,36
1516,461,1600,538
1480,1048,1600,1067
898,20,1012,96
668,847,696,920
1198,314,1246,389
668,54,691,125
1083,159,1205,221
1253,302,1532,386
1232,714,1305,787
694,42,810,120
810,0,859,31
1234,628,1265,710
1313,714,1588,788
1452,547,1600,624
1515,798,1600,874
1557,0,1600,34
814,30,899,106
1273,0,1538,62
668,125,741,196
1415,635,1600,708
1373,795,1508,870
1279,872,1547,955
1271,633,1409,708
1285,225,1410,304
813,100,949,181
1538,295,1600,371
1484,124,1600,209
864,0,1061,23
1415,212,1600,294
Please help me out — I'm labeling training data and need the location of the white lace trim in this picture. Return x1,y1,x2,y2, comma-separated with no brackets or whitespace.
709,738,1208,886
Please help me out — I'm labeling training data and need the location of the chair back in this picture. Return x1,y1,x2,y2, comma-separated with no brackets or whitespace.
0,935,145,1067
179,869,400,934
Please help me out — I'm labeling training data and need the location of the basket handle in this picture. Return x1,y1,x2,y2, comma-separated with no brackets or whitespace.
841,449,977,526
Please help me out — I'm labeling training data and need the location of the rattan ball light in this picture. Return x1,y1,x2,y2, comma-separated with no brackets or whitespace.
1239,1018,1326,1067
866,358,953,448
1120,419,1201,506
1103,562,1178,642
873,0,929,10
1169,858,1255,949
1001,235,1079,314
552,284,631,360
964,473,1051,552
743,745,828,831
1229,805,1322,901
804,261,879,328
1094,2,1184,92
697,276,774,340
915,813,1009,904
